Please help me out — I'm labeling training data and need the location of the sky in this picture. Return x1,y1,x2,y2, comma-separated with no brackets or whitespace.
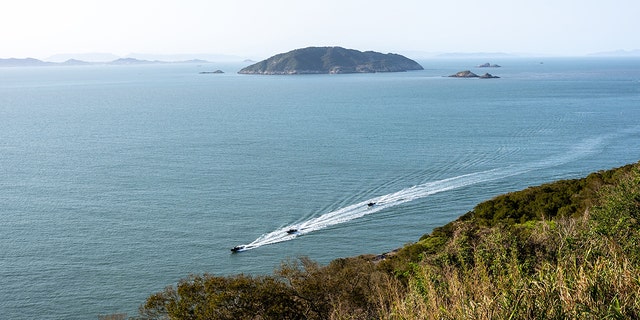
1,0,639,60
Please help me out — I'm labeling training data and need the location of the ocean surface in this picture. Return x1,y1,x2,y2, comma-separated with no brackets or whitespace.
1,58,639,319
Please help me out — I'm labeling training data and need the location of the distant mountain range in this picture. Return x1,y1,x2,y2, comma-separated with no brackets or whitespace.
45,52,121,63
0,58,55,67
0,57,212,67
45,52,246,63
4,49,639,68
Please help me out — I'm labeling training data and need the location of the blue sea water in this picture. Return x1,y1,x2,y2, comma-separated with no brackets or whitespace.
1,58,639,319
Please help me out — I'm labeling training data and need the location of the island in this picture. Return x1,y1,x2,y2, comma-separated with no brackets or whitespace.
449,70,500,79
449,70,479,78
479,72,500,79
199,70,224,74
477,62,501,67
238,46,423,75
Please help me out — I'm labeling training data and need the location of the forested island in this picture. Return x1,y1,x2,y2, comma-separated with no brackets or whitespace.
132,161,640,319
238,46,424,75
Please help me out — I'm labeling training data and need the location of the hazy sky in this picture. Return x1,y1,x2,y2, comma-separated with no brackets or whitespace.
2,0,638,59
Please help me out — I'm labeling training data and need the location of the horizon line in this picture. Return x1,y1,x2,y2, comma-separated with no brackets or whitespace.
2,48,640,62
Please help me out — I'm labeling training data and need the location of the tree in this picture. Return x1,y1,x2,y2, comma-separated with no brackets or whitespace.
139,273,304,320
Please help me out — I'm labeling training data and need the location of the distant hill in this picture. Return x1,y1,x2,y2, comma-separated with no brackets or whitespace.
46,52,241,63
0,58,54,67
46,52,120,63
238,46,423,75
108,58,159,65
60,59,92,66
0,57,215,68
125,53,244,62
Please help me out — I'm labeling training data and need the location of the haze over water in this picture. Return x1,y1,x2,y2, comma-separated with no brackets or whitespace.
1,58,639,318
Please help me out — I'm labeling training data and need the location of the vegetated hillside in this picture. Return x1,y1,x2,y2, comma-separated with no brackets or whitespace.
238,46,424,75
138,162,640,320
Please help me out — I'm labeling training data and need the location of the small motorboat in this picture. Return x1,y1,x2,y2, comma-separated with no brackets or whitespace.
230,245,245,253
367,202,376,207
286,228,298,234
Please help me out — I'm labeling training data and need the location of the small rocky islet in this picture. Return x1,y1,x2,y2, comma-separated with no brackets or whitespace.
449,70,500,78
199,70,224,74
476,62,501,68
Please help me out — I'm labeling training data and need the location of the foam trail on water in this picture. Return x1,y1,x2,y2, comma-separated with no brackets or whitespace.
233,134,610,252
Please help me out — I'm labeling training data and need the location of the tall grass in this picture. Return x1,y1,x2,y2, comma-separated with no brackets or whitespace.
384,165,640,319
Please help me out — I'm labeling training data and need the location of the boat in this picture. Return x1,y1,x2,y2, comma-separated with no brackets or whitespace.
286,228,298,234
230,245,245,253
367,202,376,207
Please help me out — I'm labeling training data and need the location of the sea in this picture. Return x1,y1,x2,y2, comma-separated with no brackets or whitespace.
1,57,639,319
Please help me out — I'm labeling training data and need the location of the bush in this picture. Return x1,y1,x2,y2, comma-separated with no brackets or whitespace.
139,273,304,320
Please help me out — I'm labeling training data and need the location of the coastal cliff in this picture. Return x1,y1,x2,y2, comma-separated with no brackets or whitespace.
238,46,423,75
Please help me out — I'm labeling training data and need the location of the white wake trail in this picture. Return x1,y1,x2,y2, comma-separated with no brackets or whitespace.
232,133,611,252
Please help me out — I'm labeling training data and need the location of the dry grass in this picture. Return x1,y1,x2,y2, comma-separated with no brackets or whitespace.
381,165,640,319
384,226,640,319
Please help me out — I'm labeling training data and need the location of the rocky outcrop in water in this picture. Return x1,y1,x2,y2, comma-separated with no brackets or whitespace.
479,73,500,79
448,70,500,78
449,70,479,78
477,62,501,68
199,70,224,74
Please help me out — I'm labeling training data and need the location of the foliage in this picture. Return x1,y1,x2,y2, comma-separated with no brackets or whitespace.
276,256,397,319
466,163,636,226
139,273,303,320
138,257,398,320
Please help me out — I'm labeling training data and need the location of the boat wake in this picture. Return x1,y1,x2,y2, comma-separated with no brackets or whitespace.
232,132,623,252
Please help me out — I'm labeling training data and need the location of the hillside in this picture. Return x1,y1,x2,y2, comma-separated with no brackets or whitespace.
238,46,424,75
138,162,640,319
